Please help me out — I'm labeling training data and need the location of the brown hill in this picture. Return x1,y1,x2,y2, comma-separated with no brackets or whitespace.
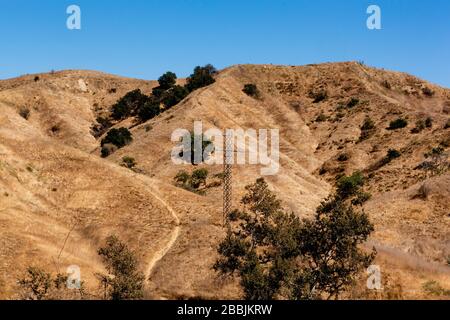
0,62,449,299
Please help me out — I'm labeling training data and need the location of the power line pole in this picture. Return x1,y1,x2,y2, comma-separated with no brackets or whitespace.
223,131,233,226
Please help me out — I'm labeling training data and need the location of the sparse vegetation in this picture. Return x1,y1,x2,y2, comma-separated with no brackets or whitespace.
174,168,220,194
214,176,375,300
190,168,209,189
358,116,376,142
243,84,260,98
315,112,328,122
411,119,426,134
387,118,408,130
369,149,401,171
362,118,376,131
18,267,52,300
178,133,214,165
411,117,432,133
18,267,84,300
422,280,450,297
105,65,217,128
309,90,328,103
97,235,145,300
444,119,450,129
351,191,372,206
174,170,190,185
416,147,449,176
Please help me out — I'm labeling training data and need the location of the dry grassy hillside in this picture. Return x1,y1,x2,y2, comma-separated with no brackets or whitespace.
0,63,449,299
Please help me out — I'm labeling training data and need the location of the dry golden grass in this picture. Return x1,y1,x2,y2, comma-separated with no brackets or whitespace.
0,63,449,299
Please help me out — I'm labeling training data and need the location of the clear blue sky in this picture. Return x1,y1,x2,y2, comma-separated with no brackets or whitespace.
1,0,449,87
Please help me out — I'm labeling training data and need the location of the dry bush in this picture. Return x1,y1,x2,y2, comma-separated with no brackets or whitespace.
19,107,30,120
413,183,431,200
17,266,85,300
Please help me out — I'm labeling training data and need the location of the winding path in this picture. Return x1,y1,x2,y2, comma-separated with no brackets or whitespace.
143,183,181,280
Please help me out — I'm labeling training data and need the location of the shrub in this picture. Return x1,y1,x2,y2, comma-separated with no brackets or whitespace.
411,119,426,134
19,107,30,120
92,116,113,138
445,119,450,129
337,153,349,162
352,192,372,206
417,147,449,176
347,98,359,108
387,118,408,130
101,128,133,149
18,267,83,300
137,99,160,122
178,133,214,165
381,80,391,89
425,117,433,128
97,235,145,300
422,87,434,97
387,149,401,160
361,117,375,131
161,85,189,108
18,267,52,300
315,112,328,122
440,135,450,148
185,64,217,92
190,169,209,189
101,144,117,158
121,156,136,169
309,90,327,103
242,84,259,98
422,281,450,296
174,170,190,185
158,71,177,90
336,172,365,200
414,183,431,200
111,89,150,120
174,169,209,192
371,149,401,170
424,147,444,159
358,117,376,142
50,124,60,134
151,86,165,98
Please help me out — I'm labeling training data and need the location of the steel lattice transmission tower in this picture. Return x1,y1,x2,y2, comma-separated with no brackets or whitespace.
223,131,233,225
